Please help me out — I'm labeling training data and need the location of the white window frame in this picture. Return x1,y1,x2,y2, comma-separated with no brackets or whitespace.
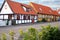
4,15,8,19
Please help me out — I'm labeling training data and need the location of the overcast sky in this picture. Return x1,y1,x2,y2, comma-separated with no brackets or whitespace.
0,0,60,10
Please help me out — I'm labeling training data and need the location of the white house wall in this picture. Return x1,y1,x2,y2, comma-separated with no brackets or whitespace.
0,15,3,19
0,15,37,26
16,15,37,24
0,20,7,26
0,1,13,14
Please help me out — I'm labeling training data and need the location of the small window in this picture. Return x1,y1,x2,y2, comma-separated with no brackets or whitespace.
8,15,12,20
5,5,7,9
23,15,26,20
12,15,17,19
39,8,42,11
26,16,30,20
23,6,32,12
28,16,30,20
23,6,27,11
17,15,20,20
30,16,34,19
0,15,3,19
26,8,32,12
4,15,8,19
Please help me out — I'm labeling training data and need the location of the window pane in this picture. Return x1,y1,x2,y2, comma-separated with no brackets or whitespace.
8,15,12,20
12,15,17,19
23,15,26,20
0,15,3,19
17,15,20,20
4,15,8,19
34,16,37,19
21,15,24,20
23,6,26,11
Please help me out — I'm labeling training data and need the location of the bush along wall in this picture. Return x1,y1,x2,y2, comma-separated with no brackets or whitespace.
0,25,60,40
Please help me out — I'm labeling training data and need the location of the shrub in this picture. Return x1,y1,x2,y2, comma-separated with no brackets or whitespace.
9,30,15,40
23,32,35,40
18,29,24,40
19,29,24,36
42,18,47,22
0,25,60,40
37,21,42,23
23,25,60,40
1,33,7,40
38,25,60,40
23,28,38,40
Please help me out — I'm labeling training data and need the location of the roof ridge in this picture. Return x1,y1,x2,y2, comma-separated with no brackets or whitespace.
30,2,52,9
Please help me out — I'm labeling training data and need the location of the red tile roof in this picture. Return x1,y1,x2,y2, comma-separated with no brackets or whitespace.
52,10,60,16
4,0,37,15
1,0,60,16
30,2,60,16
30,2,53,15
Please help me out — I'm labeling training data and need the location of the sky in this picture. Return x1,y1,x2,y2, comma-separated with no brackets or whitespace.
0,0,60,10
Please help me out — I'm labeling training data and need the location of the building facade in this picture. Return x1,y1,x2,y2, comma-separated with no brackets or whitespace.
0,0,37,26
0,0,60,26
30,2,60,22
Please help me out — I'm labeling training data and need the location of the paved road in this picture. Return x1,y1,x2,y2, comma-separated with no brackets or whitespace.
0,21,60,40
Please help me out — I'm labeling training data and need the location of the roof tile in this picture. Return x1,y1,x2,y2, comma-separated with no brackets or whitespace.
6,0,37,15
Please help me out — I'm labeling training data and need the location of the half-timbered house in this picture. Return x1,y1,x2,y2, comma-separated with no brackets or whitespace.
0,0,37,25
30,2,60,22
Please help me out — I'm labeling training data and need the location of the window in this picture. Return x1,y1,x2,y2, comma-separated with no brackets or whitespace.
9,15,17,20
34,16,37,19
0,15,3,19
17,15,20,20
12,15,17,19
21,15,24,20
23,6,32,12
43,15,45,18
26,8,32,12
26,16,30,20
23,6,27,11
8,15,12,20
30,16,34,19
23,15,30,20
47,15,52,18
39,8,42,11
23,15,26,20
5,5,7,9
4,15,8,19
28,16,30,20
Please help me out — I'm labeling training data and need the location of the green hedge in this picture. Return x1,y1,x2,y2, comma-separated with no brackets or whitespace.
23,25,60,40
0,25,60,40
37,18,47,23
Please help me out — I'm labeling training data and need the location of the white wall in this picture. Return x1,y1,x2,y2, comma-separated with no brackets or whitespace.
0,15,3,19
0,14,38,26
16,15,37,24
0,20,7,26
0,1,13,14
